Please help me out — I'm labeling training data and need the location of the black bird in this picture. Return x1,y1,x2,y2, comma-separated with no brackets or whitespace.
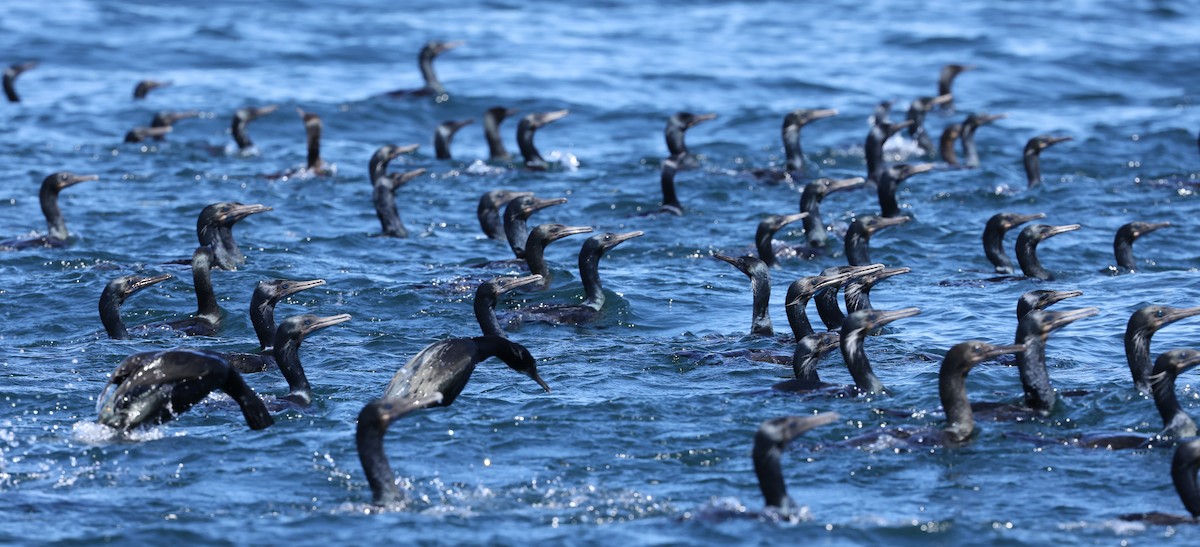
1125,305,1200,395
784,267,876,340
231,105,279,151
97,348,272,431
1114,221,1171,271
937,64,974,112
515,231,643,325
844,267,909,314
517,110,569,170
124,126,173,143
355,393,445,506
161,246,222,337
524,224,594,288
779,108,836,174
3,61,38,102
0,172,98,250
755,213,808,268
149,110,199,139
196,202,272,270
1118,437,1200,524
297,108,331,176
865,119,914,187
1023,135,1071,187
434,119,474,160
133,79,170,100
939,124,962,166
845,215,909,267
811,264,885,332
1015,223,1079,280
222,278,327,374
1016,289,1082,320
1014,307,1099,413
714,254,774,336
475,275,544,338
383,336,550,405
772,332,842,392
504,195,568,260
665,111,716,166
99,274,173,340
270,313,352,406
368,143,420,184
905,95,952,154
373,168,427,238
478,190,532,240
870,100,893,125
941,341,1027,443
983,212,1046,274
483,106,518,161
799,176,865,247
877,163,934,217
387,40,463,99
960,113,1006,168
840,308,921,394
657,159,684,215
1084,349,1200,451
753,413,839,515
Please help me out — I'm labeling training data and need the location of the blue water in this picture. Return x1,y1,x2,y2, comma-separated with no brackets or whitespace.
2,0,1199,544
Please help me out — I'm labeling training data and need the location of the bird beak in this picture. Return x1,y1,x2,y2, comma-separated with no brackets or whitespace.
981,343,1026,360
281,279,326,298
527,196,568,214
930,93,953,106
1045,224,1081,237
530,372,551,393
438,41,465,54
532,110,569,127
64,174,100,187
778,412,840,438
1043,307,1100,333
226,203,273,221
389,144,420,160
494,274,544,293
1014,212,1048,225
875,267,911,280
713,254,739,267
556,225,595,238
300,313,352,336
610,231,644,245
906,163,936,176
874,307,922,326
806,108,839,120
825,176,866,193
252,104,279,119
129,273,173,292
689,113,718,127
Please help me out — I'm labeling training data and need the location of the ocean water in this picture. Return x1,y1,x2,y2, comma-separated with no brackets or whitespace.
1,0,1198,544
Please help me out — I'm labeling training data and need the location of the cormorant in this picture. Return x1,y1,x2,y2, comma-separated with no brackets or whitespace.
222,278,327,374
149,110,199,139
657,159,684,215
753,413,839,514
877,163,934,217
1125,305,1200,395
373,168,427,238
865,119,914,187
905,95,952,154
0,172,98,250
1023,135,1071,187
503,195,567,260
99,274,173,339
483,106,518,161
1014,307,1099,413
434,119,474,160
270,313,352,406
133,79,170,100
478,190,532,240
514,231,643,325
386,40,463,100
1016,289,1082,320
475,275,544,338
355,393,445,505
939,124,961,166
161,246,221,337
937,64,974,112
1114,221,1170,271
383,336,549,405
1015,223,1079,280
844,267,909,314
784,266,881,340
368,143,420,183
800,177,865,247
941,340,1027,443
983,212,1046,274
714,254,774,336
123,126,173,143
517,110,569,170
960,113,1006,168
771,332,842,392
3,61,38,102
1118,437,1200,524
196,202,272,270
755,213,808,268
666,111,716,166
524,224,593,288
811,264,885,332
840,308,921,393
845,215,909,267
231,105,278,151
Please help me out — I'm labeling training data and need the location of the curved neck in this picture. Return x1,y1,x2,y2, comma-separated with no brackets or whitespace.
205,227,244,270
373,184,407,237
665,125,687,158
474,290,505,338
844,227,871,266
748,271,773,337
814,287,845,331
1153,371,1198,438
843,279,872,314
1114,233,1136,270
755,226,778,269
1014,327,1055,413
3,73,18,102
578,246,606,310
40,186,67,240
232,116,252,149
939,364,975,443
906,110,931,152
419,53,443,95
661,164,680,212
504,209,530,259
752,439,793,510
1015,235,1049,280
940,130,959,166
1126,328,1154,395
800,186,826,247
306,127,322,170
792,339,826,382
524,238,551,287
877,178,900,218
250,292,275,350
357,414,402,505
273,336,312,406
842,330,884,393
983,222,1014,274
1024,152,1042,187
864,127,886,182
783,124,803,172
434,128,454,160
99,290,129,339
478,198,503,240
483,114,508,160
192,259,219,320
961,125,980,168
221,370,273,430
517,121,546,169
785,291,816,340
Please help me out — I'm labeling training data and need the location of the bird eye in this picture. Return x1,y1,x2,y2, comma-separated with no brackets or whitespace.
1156,310,1165,318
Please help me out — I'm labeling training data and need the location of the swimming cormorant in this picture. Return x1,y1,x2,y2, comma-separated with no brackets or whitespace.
1118,437,1200,524
387,40,462,100
1016,289,1082,320
434,119,474,160
666,112,716,166
753,413,839,514
905,95,952,154
133,79,170,100
355,393,445,505
865,120,914,187
1114,221,1170,271
517,110,569,170
99,274,174,339
270,313,352,406
96,348,273,431
478,190,532,240
877,163,934,217
383,336,549,405
222,278,327,374
123,126,173,143
870,100,893,125
941,340,1027,443
1023,135,1071,187
149,110,199,139
373,168,427,238
784,266,880,340
714,254,774,336
960,113,1006,168
1015,223,1079,280
800,176,864,247
755,213,808,268
754,108,837,181
524,224,593,288
845,215,910,266
657,159,684,215
475,275,544,338
1014,307,1099,413
771,332,842,392
483,107,518,161
196,202,272,270
983,212,1046,274
231,105,278,151
1125,305,1200,395
1085,349,1200,450
297,108,331,175
811,264,885,332
162,246,221,337
0,172,98,250
840,308,921,394
844,267,909,314
937,64,974,112
515,231,643,325
939,124,961,166
368,143,420,183
3,61,37,102
503,195,568,259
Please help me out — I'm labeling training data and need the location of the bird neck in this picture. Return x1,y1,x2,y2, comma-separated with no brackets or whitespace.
483,114,509,160
752,438,793,510
842,330,885,393
524,238,551,285
579,247,607,310
940,130,959,166
939,363,975,444
1125,328,1154,395
754,226,777,269
192,260,220,320
99,290,129,339
373,183,407,237
273,336,312,405
3,73,18,102
844,226,872,267
503,209,530,259
517,120,546,169
39,186,68,240
960,125,980,168
782,124,803,172
792,340,825,383
474,290,505,338
785,288,816,339
231,115,252,149
1153,370,1198,439
434,128,453,160
356,411,402,506
249,292,276,350
1014,234,1050,280
306,126,322,170
660,164,680,212
864,126,888,182
221,369,273,430
843,279,872,315
1024,152,1042,187
749,271,773,337
814,286,845,331
1114,229,1137,270
800,186,827,247
877,177,901,218
1014,327,1055,413
665,124,687,158
982,221,1014,274
418,53,443,95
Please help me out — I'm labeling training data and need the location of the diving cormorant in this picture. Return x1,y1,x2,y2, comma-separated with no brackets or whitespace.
983,212,1046,274
1015,223,1079,280
517,110,569,170
1023,135,1071,187
383,336,549,405
0,172,98,250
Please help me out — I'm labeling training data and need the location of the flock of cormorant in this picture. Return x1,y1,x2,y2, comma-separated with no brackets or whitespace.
3,39,1199,525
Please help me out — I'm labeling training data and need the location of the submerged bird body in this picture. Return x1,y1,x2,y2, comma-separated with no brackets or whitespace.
0,172,98,250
